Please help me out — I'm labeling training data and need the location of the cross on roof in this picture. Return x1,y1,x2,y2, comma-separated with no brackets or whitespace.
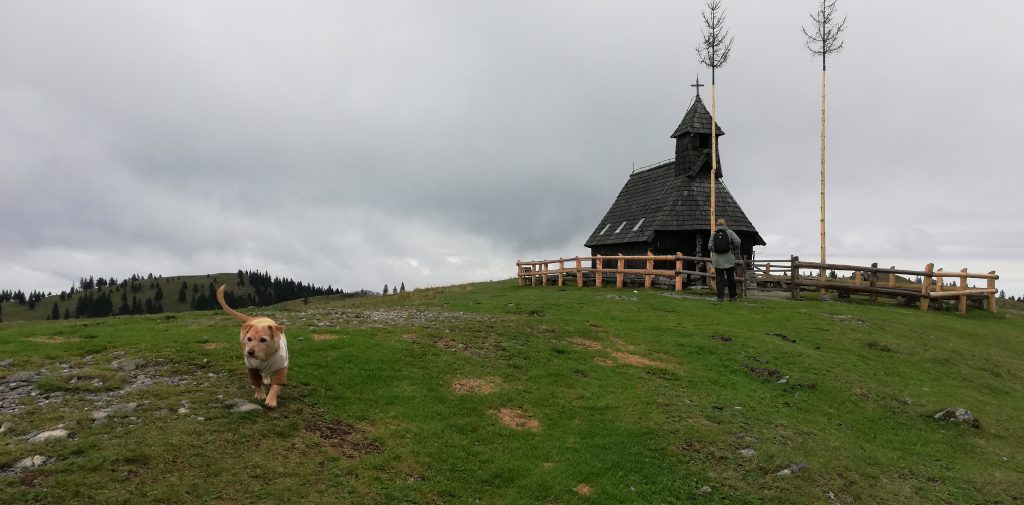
691,75,704,97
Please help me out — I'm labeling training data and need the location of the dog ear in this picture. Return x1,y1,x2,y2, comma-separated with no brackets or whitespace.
240,322,252,338
271,324,284,339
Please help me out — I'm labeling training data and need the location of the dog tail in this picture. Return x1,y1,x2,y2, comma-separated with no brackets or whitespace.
216,285,252,323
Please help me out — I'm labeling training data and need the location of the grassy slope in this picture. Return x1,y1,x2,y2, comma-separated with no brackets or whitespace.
1,273,254,322
1,281,1022,504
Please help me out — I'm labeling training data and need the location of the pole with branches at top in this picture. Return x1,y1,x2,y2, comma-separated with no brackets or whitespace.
696,0,734,237
803,0,847,298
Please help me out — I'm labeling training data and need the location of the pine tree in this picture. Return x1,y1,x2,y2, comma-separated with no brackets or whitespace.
178,282,188,303
392,286,397,295
400,282,406,293
63,308,70,320
382,284,388,296
154,284,164,302
50,302,60,320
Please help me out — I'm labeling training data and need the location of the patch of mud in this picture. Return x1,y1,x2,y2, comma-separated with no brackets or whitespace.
865,341,893,352
568,337,604,350
743,365,782,380
26,336,80,344
769,332,797,344
451,377,500,394
575,483,592,495
200,342,226,349
494,408,540,431
711,335,733,342
306,420,383,458
611,351,670,369
312,334,338,341
434,338,469,353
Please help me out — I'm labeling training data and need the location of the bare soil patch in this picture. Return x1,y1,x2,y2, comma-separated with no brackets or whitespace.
313,334,338,341
306,420,383,458
401,333,418,341
575,483,592,495
611,351,670,369
743,365,782,380
200,342,225,349
568,337,604,350
451,377,500,394
593,357,615,366
494,408,540,431
27,336,79,344
434,338,469,353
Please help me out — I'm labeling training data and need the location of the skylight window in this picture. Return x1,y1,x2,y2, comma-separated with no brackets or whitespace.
614,221,626,233
599,223,611,235
632,218,645,231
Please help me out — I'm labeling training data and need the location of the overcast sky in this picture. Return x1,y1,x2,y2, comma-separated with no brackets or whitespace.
2,1,1022,297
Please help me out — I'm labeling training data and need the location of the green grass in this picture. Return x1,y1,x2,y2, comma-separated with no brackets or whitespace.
1,281,1022,504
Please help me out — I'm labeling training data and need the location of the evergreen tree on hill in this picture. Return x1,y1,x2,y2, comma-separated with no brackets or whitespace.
50,302,59,320
383,284,388,296
178,282,188,303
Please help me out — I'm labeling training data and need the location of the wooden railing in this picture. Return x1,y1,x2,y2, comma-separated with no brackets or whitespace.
516,253,999,314
785,256,998,314
516,252,736,292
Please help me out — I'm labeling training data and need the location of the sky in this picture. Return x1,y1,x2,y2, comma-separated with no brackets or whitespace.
2,1,1022,297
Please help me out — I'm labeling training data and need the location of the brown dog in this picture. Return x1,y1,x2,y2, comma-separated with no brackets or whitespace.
216,285,288,408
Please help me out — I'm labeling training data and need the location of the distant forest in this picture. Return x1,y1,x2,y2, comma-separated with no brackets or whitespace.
0,270,342,321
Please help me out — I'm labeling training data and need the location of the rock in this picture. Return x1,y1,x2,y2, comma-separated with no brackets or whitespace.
777,376,789,384
112,358,144,371
699,485,712,495
231,402,263,413
28,429,69,443
14,455,48,469
0,359,12,368
0,422,11,434
774,463,808,477
739,448,757,457
933,407,980,428
177,407,190,415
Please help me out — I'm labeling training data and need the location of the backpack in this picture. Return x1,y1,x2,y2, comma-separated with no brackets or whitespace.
712,229,732,254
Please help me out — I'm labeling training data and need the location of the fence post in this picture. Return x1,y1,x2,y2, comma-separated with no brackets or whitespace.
869,263,878,302
541,262,548,286
934,268,943,293
644,251,654,289
790,255,800,299
888,266,896,288
576,256,583,288
557,259,564,287
675,252,683,292
958,268,968,315
919,263,933,311
853,271,862,286
596,256,603,288
987,271,997,313
517,261,523,286
616,253,624,289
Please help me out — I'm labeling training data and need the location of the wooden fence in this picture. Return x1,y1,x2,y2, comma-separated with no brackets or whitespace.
516,254,999,314
516,252,738,292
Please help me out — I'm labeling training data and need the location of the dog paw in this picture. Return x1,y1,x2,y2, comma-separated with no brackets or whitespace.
264,397,277,409
254,389,267,401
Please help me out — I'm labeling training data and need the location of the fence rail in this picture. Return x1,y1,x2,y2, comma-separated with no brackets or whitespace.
516,253,999,315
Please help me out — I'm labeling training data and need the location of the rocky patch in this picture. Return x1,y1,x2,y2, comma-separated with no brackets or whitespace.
933,407,980,428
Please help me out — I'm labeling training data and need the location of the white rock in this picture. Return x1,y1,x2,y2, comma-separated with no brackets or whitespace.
14,455,48,469
28,429,69,443
699,485,712,495
231,402,263,413
177,407,190,415
0,421,11,434
739,448,757,457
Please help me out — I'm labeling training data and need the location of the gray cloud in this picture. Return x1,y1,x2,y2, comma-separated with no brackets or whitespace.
2,0,1022,297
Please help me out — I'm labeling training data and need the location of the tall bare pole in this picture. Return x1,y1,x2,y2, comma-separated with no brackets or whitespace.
697,0,734,235
803,0,846,297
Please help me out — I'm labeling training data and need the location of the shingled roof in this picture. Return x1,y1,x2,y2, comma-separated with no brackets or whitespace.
584,161,765,248
671,95,724,138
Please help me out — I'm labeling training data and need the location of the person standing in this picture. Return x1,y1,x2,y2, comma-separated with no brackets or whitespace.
710,218,742,301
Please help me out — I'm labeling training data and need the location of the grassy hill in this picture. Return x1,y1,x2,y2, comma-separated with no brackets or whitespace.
0,271,340,323
1,281,1022,504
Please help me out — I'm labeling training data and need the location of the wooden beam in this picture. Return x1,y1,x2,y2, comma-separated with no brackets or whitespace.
644,251,654,289
958,268,968,314
790,256,800,299
596,257,603,288
616,253,624,289
987,271,997,313
675,253,683,292
576,257,583,288
869,262,878,302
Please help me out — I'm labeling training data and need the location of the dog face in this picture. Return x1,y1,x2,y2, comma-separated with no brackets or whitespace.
239,317,283,361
